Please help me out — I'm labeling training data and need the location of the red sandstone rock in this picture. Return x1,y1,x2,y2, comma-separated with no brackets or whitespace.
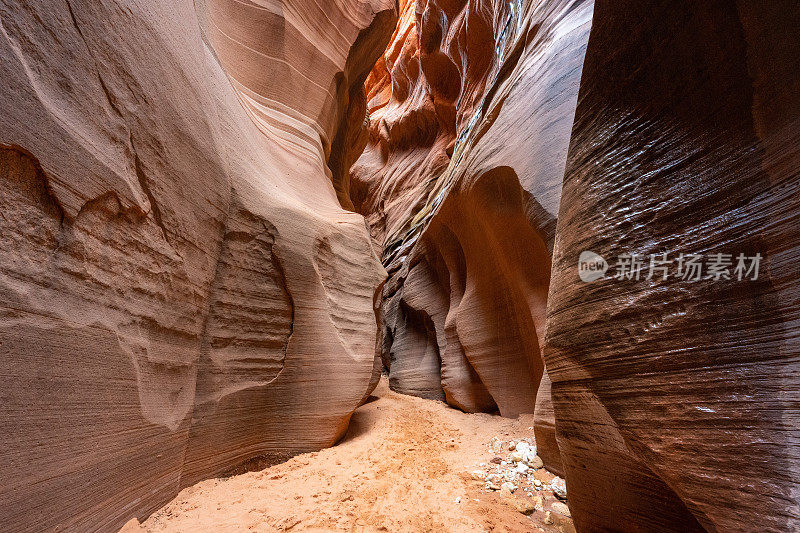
357,3,800,530
545,1,800,531
4,0,798,531
0,0,394,530
533,371,563,477
353,0,593,422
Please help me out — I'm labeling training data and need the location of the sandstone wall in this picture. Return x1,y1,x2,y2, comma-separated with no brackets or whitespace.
3,0,799,530
352,0,592,432
545,1,800,530
354,1,800,531
0,0,394,530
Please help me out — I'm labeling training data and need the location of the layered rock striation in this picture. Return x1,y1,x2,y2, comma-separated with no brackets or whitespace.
2,0,799,531
354,0,800,532
546,1,800,531
351,0,592,442
0,0,394,530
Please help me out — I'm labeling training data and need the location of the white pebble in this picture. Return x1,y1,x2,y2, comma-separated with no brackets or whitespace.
500,482,517,493
551,476,568,499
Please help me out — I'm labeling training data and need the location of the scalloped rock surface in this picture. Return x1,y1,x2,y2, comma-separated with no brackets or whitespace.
545,2,800,531
0,0,394,530
351,0,592,456
351,0,800,532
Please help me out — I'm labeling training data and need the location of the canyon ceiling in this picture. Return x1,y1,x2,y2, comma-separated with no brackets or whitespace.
0,0,798,532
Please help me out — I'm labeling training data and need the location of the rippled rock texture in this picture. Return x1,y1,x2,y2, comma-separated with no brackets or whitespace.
546,1,800,531
0,0,394,530
354,0,799,531
352,0,592,440
3,0,800,530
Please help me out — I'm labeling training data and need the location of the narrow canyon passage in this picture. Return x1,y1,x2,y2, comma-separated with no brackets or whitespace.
128,378,573,532
1,0,798,532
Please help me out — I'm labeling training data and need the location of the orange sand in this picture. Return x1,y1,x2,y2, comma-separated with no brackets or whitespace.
122,378,574,532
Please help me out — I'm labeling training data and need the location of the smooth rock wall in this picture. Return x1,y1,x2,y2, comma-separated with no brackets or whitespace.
355,2,800,531
0,0,394,530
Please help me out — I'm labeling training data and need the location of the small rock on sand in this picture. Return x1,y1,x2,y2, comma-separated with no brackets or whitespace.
527,456,544,469
511,498,535,515
551,476,567,500
500,482,516,494
489,437,503,453
485,473,503,491
533,494,544,511
551,501,571,517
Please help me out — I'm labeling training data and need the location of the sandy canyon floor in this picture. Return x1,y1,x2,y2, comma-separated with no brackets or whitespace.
122,379,574,532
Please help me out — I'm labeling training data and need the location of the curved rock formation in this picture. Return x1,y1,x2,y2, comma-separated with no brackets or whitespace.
3,0,799,531
545,1,800,531
0,0,394,530
354,1,800,532
352,0,593,424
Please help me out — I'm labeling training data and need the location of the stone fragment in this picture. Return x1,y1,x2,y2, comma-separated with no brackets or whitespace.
500,482,517,494
488,437,503,454
533,495,545,511
551,477,567,500
485,474,503,491
513,498,536,515
526,456,544,469
471,470,487,481
552,501,571,517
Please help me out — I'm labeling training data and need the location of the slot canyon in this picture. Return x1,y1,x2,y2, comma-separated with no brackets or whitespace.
0,0,798,531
